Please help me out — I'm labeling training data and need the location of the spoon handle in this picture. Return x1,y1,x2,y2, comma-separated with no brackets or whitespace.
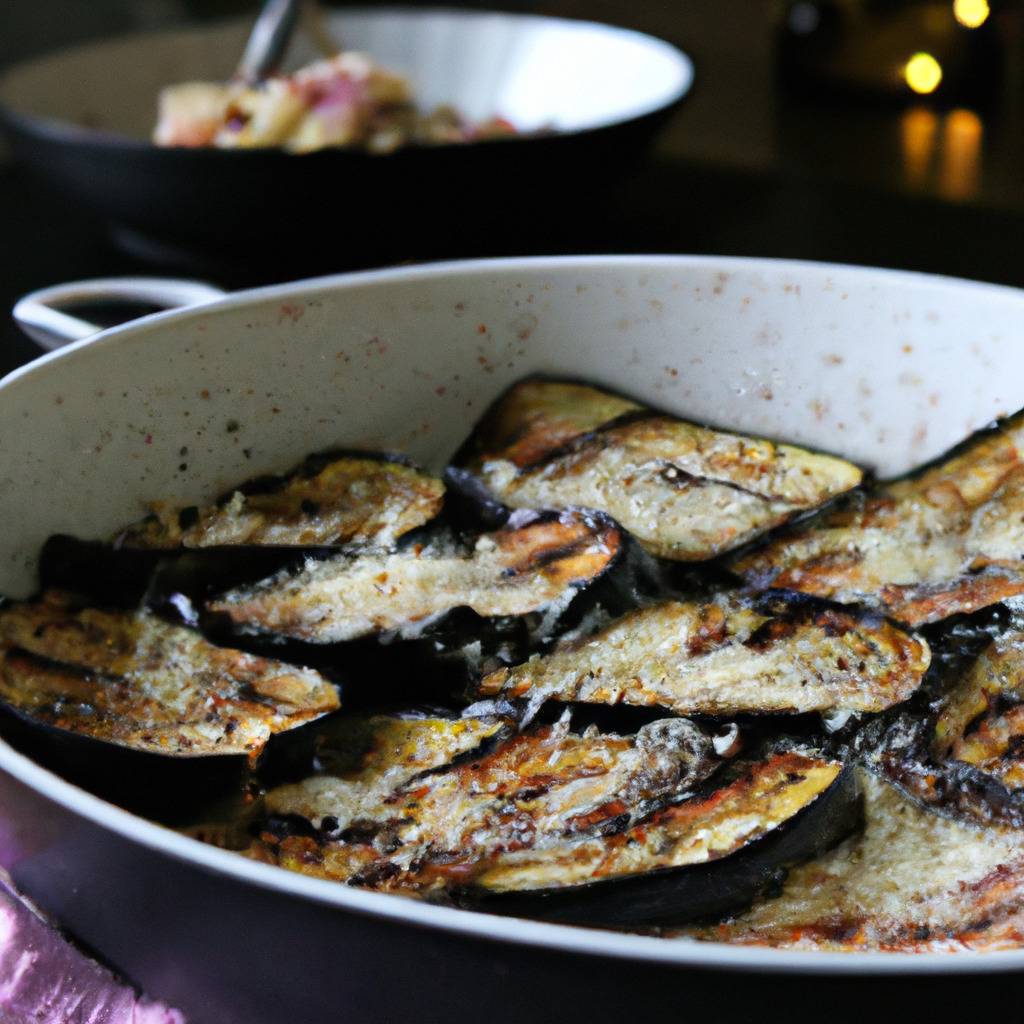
236,0,304,85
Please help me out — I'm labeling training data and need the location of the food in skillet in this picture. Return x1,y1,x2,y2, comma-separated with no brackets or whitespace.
735,412,1024,626
155,53,517,154
450,379,863,561
206,509,625,645
475,593,929,716
246,712,856,925
119,451,444,550
17,382,1024,948
691,770,1024,951
0,592,338,757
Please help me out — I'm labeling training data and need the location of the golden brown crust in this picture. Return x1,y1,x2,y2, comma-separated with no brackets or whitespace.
0,593,339,757
244,745,840,903
458,380,863,561
477,596,929,715
208,511,622,643
735,413,1024,626
687,771,1024,951
120,454,444,549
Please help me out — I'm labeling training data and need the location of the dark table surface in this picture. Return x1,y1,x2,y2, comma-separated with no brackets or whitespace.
4,0,1024,374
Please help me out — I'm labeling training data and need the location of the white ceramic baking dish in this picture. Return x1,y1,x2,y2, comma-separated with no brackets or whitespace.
3,256,1024,1023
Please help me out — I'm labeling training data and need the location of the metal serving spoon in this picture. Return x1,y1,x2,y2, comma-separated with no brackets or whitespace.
235,0,339,86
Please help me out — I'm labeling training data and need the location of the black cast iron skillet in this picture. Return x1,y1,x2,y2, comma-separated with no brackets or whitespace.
0,8,694,273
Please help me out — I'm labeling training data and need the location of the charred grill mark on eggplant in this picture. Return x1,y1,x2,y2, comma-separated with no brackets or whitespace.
261,711,513,831
857,621,1024,831
734,412,1024,626
246,724,855,925
206,510,624,645
933,631,1024,786
248,716,726,892
0,592,339,757
476,594,929,717
451,379,863,561
118,451,445,550
691,770,1024,951
454,753,857,926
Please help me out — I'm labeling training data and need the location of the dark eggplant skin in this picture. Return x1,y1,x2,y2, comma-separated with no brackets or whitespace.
194,509,662,689
464,761,860,927
39,534,336,611
0,702,257,828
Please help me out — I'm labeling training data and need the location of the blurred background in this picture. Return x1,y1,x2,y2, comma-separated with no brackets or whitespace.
3,0,1024,371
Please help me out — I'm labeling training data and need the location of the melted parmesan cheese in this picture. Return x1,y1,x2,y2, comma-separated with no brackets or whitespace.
210,513,618,643
737,413,1024,625
265,715,506,828
124,456,444,549
694,771,1024,950
479,596,929,715
0,595,338,757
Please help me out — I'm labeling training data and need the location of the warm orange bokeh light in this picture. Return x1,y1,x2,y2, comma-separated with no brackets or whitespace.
939,108,983,200
953,0,990,29
904,52,943,94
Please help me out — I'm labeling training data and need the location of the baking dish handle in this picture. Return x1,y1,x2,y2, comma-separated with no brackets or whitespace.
12,278,226,351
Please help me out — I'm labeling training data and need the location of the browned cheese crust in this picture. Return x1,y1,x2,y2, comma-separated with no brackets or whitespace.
457,380,863,561
735,413,1024,626
0,593,339,757
247,717,732,892
119,454,444,549
246,722,839,902
690,771,1024,951
477,595,929,715
208,510,621,643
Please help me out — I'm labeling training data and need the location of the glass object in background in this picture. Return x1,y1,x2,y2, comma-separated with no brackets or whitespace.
777,0,1003,106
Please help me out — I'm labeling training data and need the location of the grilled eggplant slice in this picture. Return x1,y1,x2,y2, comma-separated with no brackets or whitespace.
249,716,726,900
694,770,1024,951
189,709,512,850
207,509,624,646
119,451,444,549
933,631,1024,787
0,593,339,758
250,720,854,926
460,752,856,925
859,628,1024,830
476,594,929,717
451,379,863,561
262,709,513,830
735,412,1024,627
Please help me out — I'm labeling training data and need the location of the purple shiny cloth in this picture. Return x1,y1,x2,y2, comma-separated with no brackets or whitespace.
0,870,185,1024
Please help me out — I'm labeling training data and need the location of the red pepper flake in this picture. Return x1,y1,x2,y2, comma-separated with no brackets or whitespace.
278,302,304,324
200,389,211,400
144,434,153,445
434,385,447,397
476,323,487,334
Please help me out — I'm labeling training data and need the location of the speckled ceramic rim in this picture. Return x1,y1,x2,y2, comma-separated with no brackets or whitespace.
4,254,1024,976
